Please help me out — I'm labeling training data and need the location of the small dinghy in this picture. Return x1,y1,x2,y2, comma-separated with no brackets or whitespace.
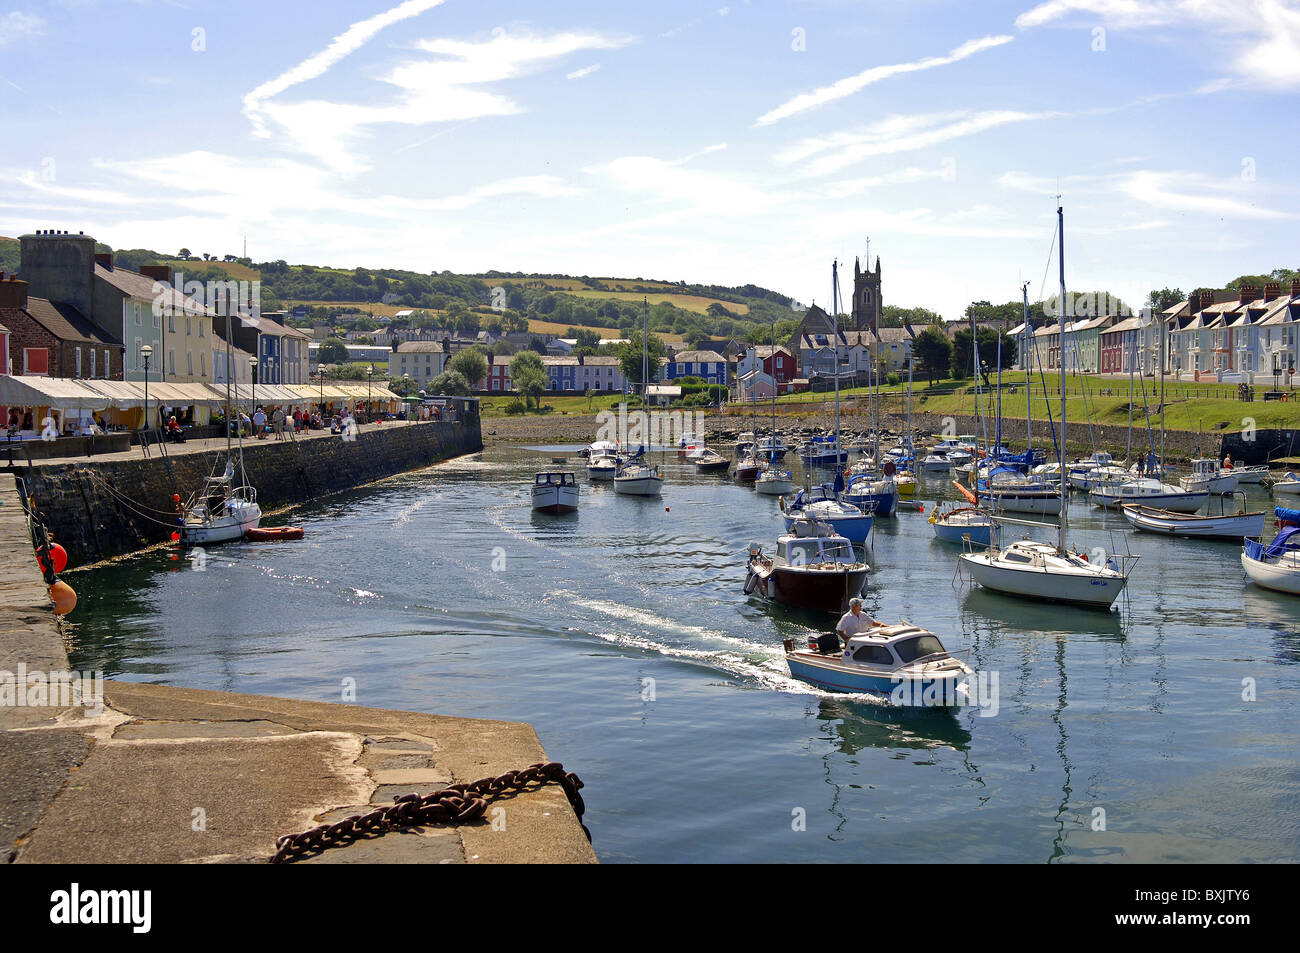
1273,472,1300,496
693,448,731,473
784,623,973,705
244,526,304,541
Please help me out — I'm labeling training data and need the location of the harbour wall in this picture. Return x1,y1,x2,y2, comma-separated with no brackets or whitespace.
12,420,482,565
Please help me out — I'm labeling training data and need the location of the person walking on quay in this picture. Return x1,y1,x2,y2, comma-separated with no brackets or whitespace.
253,406,268,439
272,406,286,441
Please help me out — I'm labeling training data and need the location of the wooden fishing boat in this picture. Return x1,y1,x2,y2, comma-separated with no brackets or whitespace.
1121,496,1265,539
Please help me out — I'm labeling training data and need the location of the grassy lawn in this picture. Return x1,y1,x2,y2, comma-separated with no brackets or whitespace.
477,392,630,418
165,259,261,281
566,289,750,316
752,372,1300,433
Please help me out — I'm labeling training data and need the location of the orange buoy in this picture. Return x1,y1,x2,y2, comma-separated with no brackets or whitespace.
49,580,77,615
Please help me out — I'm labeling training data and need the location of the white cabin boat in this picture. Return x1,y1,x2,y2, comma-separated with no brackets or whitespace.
180,459,261,545
1089,478,1207,512
755,466,795,496
784,623,973,703
745,519,869,613
1180,458,1239,495
1274,472,1300,496
587,454,619,481
531,472,579,513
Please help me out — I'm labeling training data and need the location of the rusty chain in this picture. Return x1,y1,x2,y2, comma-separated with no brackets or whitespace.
270,761,589,864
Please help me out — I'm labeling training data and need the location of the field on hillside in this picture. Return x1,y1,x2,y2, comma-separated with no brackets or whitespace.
165,259,261,281
566,289,750,315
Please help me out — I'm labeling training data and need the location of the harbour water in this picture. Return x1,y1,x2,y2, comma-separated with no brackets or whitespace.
65,447,1300,863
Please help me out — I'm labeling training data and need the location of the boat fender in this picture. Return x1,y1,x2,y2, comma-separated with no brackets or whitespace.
778,496,785,512
743,571,758,595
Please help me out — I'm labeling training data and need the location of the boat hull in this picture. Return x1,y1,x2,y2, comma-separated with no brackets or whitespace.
181,503,262,545
1122,505,1263,539
747,562,868,612
985,493,1063,515
1092,488,1207,512
785,651,966,704
783,512,873,544
1241,552,1300,594
932,519,996,547
755,478,794,496
613,476,663,496
532,484,580,513
959,552,1127,607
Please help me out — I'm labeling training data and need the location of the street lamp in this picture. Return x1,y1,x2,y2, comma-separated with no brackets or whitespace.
366,364,374,421
140,344,153,435
249,357,258,419
318,362,326,415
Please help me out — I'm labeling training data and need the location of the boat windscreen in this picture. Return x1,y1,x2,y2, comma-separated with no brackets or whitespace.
894,635,946,663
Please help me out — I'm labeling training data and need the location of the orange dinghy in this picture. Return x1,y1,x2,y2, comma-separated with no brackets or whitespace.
244,526,305,542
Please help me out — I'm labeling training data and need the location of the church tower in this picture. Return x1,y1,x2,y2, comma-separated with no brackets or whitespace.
852,254,882,333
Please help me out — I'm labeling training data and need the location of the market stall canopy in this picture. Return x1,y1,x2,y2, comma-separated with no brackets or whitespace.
149,382,226,405
0,374,110,409
80,379,147,408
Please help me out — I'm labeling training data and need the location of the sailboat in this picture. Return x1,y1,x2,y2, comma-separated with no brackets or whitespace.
614,298,664,497
958,204,1137,609
755,315,794,495
180,309,261,544
1241,506,1300,595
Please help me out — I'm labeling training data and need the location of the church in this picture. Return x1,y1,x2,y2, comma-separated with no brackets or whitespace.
786,253,887,380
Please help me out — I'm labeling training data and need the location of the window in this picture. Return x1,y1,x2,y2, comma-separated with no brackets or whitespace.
186,316,191,336
134,338,142,370
187,353,193,376
168,350,175,375
104,350,110,375
134,302,141,326
894,635,946,663
852,644,895,665
75,347,82,377
90,349,96,378
168,313,175,333
24,348,49,375
153,302,160,329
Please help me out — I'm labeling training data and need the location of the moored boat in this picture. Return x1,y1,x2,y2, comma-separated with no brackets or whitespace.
1180,458,1239,495
1089,478,1207,512
244,525,305,541
1122,498,1264,539
781,485,874,543
694,448,731,473
958,539,1136,608
929,504,998,547
531,471,579,513
1241,508,1300,595
613,461,664,496
180,459,262,545
755,466,794,495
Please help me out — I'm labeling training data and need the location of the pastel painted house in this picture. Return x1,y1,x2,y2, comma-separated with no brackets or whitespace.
665,350,727,386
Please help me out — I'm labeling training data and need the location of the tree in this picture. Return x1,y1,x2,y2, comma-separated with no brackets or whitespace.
317,337,349,365
510,350,548,409
619,331,667,387
952,326,1016,386
178,248,191,260
448,348,488,389
1146,287,1184,312
430,369,471,397
911,326,952,385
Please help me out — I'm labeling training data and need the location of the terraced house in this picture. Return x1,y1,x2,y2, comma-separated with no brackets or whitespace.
664,349,727,386
391,340,447,389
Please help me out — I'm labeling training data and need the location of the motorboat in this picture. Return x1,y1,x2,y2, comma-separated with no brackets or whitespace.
755,466,795,496
1121,494,1264,539
613,461,664,496
1179,458,1239,495
958,539,1136,609
180,458,261,545
1070,464,1131,493
693,448,731,473
783,623,973,704
734,431,756,456
1228,465,1269,484
587,453,620,481
755,435,789,459
1241,507,1300,595
744,518,869,612
929,504,998,547
677,432,706,460
921,449,963,472
799,434,848,467
734,451,762,483
781,485,874,543
1273,471,1300,496
979,467,1063,515
1089,478,1207,511
531,471,579,513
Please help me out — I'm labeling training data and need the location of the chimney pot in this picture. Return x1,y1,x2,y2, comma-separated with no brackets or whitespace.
1239,284,1257,305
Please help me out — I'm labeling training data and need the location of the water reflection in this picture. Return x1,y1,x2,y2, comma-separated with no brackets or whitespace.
816,697,972,754
958,587,1127,642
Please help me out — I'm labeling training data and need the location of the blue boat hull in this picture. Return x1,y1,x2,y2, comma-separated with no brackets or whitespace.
932,522,995,546
844,490,897,517
786,656,964,705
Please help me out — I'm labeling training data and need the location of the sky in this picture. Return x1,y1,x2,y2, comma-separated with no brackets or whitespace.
2,0,1298,320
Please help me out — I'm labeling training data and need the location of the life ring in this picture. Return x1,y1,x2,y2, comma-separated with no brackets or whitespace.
743,570,759,595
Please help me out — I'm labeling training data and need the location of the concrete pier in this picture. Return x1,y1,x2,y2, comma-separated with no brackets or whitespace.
0,475,596,864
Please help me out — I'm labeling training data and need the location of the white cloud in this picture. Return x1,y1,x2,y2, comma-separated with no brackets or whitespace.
566,64,601,80
254,28,630,172
244,0,447,137
754,34,1014,127
0,10,44,46
777,110,1061,177
1016,0,1300,89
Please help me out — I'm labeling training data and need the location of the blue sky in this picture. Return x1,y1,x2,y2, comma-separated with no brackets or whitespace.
2,0,1297,318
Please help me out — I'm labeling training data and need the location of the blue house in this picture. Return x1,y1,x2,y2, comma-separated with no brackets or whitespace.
542,355,579,391
666,350,727,386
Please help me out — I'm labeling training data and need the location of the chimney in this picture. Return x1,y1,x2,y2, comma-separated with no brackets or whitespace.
1265,281,1281,302
95,251,113,270
0,274,30,310
1239,284,1258,305
1291,278,1300,299
1188,289,1203,314
139,264,173,286
19,231,96,318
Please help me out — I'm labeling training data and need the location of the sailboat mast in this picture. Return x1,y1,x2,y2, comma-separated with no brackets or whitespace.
1057,202,1068,552
832,260,841,461
1022,282,1032,456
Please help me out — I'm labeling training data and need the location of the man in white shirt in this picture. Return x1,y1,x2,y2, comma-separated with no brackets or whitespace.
836,598,880,642
253,407,267,439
